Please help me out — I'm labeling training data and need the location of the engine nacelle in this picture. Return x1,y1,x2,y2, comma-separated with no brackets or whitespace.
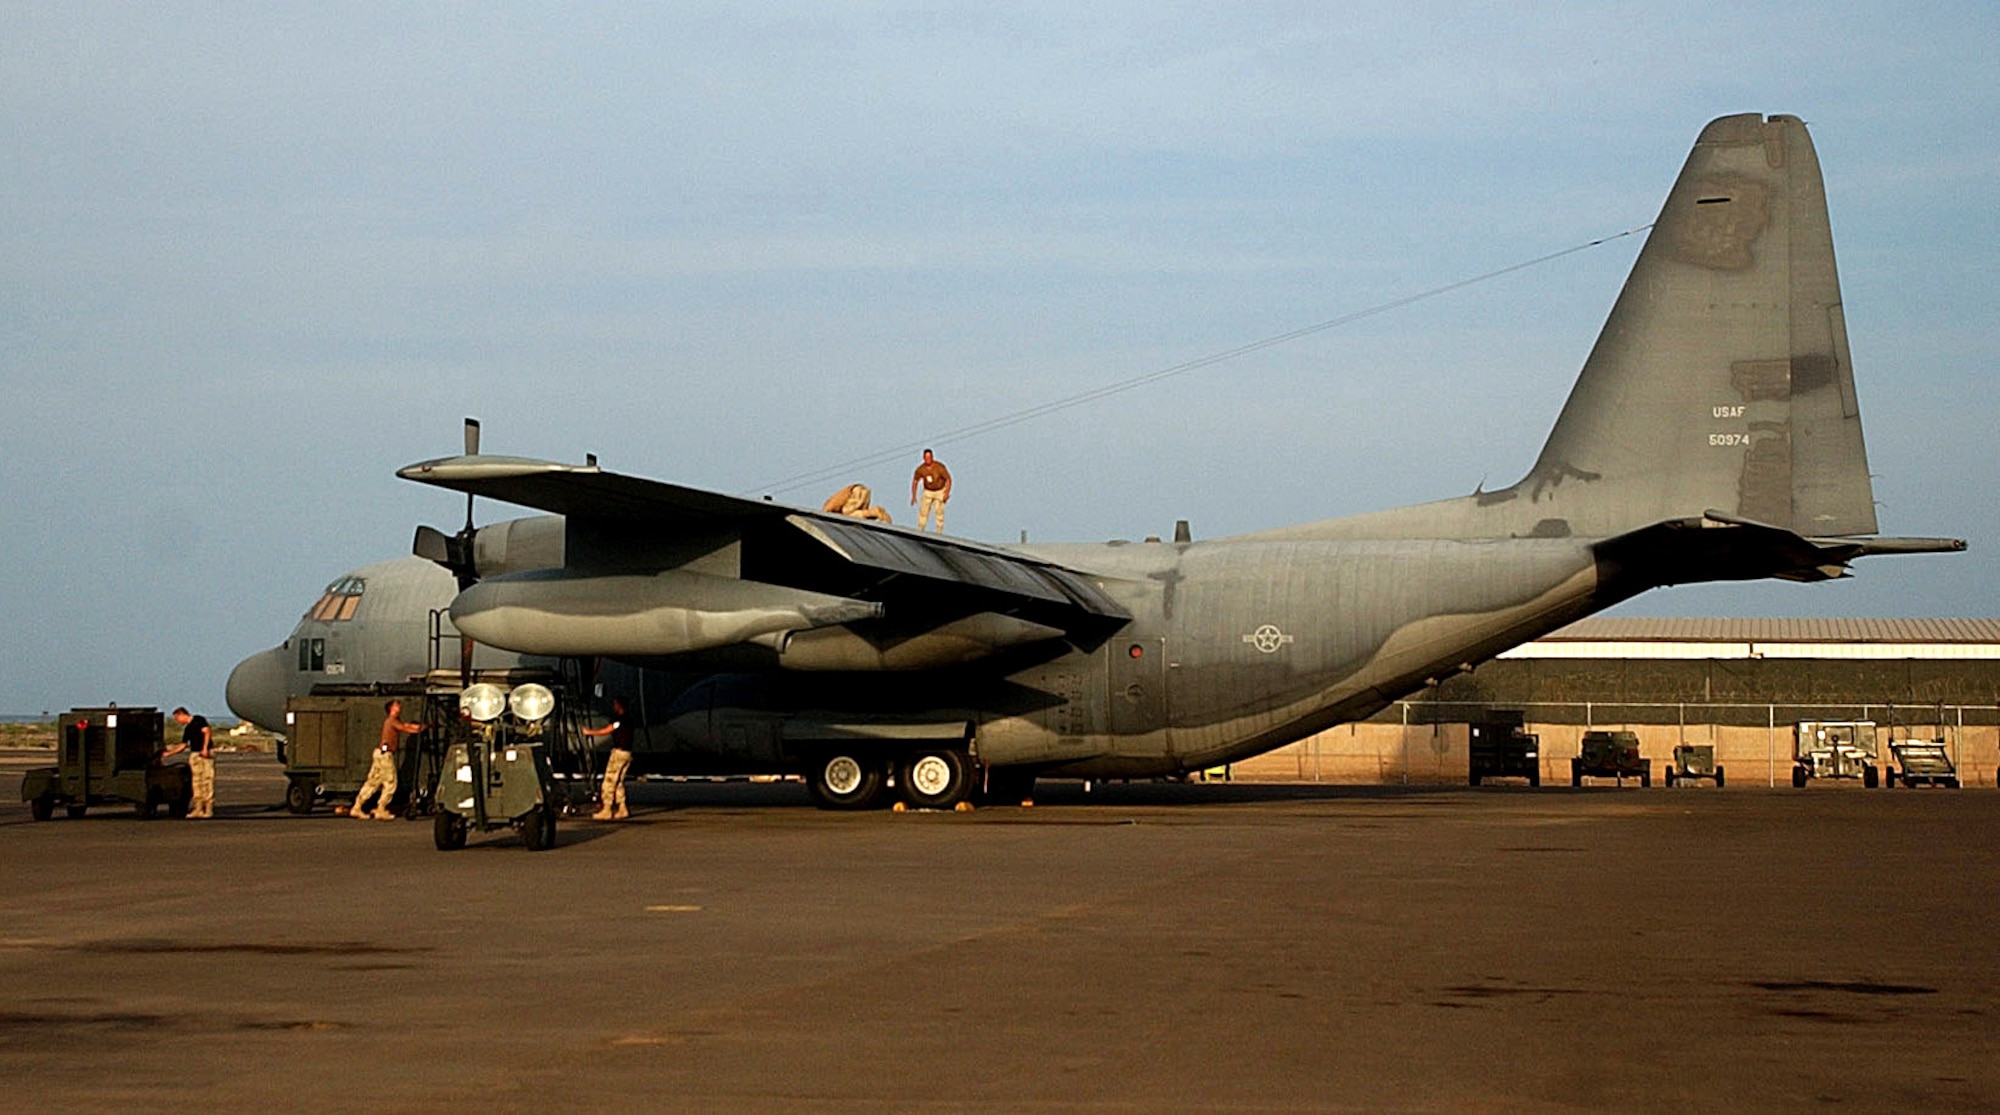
449,569,881,657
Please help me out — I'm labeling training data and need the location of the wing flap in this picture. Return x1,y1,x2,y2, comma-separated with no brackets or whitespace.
787,515,1125,618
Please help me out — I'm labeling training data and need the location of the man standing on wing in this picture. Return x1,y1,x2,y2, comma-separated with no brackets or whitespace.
909,449,952,533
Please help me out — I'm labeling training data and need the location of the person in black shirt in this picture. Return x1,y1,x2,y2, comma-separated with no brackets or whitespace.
167,707,213,819
582,698,634,820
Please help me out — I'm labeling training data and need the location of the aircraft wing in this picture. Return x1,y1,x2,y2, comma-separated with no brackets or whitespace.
399,455,1128,661
398,454,781,523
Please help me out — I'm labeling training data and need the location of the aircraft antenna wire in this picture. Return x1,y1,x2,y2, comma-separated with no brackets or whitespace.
749,224,1653,498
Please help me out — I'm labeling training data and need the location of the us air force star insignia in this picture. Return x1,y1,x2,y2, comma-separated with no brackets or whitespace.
1243,624,1294,654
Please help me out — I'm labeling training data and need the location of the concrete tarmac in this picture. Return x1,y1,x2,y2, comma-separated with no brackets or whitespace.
2,750,1996,1112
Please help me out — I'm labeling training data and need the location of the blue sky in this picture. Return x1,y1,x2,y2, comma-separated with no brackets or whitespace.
3,3,1996,715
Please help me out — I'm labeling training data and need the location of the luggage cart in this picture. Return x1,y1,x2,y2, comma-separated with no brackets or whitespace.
1885,741,1959,788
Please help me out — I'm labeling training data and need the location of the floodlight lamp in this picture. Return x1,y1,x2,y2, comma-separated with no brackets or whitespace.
509,683,555,723
461,683,508,722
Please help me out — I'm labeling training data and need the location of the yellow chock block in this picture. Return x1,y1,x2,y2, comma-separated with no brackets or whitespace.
954,800,974,812
891,801,907,813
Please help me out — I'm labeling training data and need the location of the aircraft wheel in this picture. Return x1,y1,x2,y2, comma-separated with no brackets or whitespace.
66,803,87,819
30,796,54,822
900,748,974,810
522,805,556,852
1791,766,1808,789
433,812,467,851
285,778,316,815
806,753,887,810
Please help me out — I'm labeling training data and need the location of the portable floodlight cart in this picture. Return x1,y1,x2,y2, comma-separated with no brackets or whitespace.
432,682,561,851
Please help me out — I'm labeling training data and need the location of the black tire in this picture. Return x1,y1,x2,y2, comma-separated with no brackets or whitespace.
1884,770,1897,789
135,792,157,820
285,778,316,815
1792,765,1808,789
1528,769,1540,788
1863,765,1879,789
433,812,467,851
806,752,888,810
1664,771,1675,788
522,805,556,852
1714,767,1725,788
30,796,54,822
899,748,975,810
1571,760,1582,788
1640,767,1651,789
1947,777,1961,789
66,803,87,819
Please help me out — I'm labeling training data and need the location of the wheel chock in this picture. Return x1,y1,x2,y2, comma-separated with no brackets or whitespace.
892,801,907,813
954,801,974,812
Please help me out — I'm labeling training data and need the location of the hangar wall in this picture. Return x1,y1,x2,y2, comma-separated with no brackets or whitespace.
1229,620,2000,787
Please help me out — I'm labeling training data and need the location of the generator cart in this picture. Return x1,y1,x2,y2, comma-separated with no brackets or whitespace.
1469,712,1541,786
1571,730,1651,787
1664,743,1724,787
1885,740,1959,788
282,687,434,814
22,708,191,820
1792,721,1881,788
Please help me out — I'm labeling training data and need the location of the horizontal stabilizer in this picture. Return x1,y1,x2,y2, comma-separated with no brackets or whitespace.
1596,514,1965,592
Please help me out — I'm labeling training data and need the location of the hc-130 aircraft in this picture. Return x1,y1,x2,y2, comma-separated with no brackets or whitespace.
229,114,1962,809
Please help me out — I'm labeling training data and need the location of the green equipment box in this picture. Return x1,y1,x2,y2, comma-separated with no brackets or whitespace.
22,707,191,820
1572,730,1652,787
1469,711,1541,786
1665,743,1724,787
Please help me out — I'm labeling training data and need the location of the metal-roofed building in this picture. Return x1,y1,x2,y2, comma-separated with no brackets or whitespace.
1235,619,2000,788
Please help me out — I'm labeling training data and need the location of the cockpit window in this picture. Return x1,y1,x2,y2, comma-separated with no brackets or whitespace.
306,576,366,622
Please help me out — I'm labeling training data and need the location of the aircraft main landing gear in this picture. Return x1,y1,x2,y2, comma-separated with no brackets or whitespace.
806,752,888,810
899,748,975,810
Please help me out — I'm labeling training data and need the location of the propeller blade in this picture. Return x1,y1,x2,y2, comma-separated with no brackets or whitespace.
464,417,481,457
413,524,452,564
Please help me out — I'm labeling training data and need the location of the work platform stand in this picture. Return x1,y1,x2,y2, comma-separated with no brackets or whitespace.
420,611,602,817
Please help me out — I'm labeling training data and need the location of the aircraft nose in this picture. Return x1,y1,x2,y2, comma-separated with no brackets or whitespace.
226,647,290,731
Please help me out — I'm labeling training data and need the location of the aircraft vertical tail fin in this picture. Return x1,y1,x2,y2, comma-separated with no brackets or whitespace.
1518,112,1877,538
